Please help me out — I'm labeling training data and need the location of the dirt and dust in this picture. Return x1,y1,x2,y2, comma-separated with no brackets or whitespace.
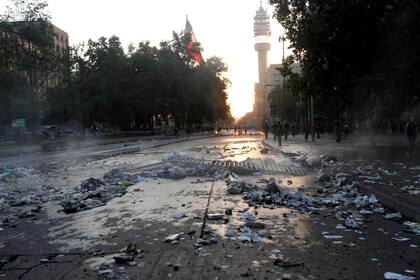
0,135,419,279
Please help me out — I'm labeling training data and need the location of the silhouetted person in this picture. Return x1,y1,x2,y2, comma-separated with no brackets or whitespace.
291,122,297,137
276,121,283,146
343,122,350,140
272,122,277,141
174,127,178,138
263,121,269,140
283,121,289,140
406,117,417,156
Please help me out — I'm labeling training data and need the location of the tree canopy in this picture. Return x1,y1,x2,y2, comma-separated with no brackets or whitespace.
269,0,420,123
0,0,232,131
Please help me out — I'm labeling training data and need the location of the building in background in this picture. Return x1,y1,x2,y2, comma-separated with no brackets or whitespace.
264,63,301,119
253,2,271,128
0,21,69,88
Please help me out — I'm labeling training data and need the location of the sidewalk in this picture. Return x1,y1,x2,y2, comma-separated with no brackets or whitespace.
264,133,420,222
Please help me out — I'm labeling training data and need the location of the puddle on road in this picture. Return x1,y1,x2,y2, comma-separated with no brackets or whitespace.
206,177,312,248
186,137,285,163
47,178,213,252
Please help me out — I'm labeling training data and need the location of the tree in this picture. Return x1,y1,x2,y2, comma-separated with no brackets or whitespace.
43,31,232,132
270,0,420,145
0,0,68,127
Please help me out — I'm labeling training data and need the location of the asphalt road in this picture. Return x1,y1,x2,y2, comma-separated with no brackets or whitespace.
0,135,419,280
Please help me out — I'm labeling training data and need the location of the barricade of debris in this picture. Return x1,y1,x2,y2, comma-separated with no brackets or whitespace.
0,165,63,227
223,169,420,235
137,154,229,180
59,169,141,214
0,166,31,183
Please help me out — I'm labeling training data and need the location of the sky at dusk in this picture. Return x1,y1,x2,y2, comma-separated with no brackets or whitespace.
3,0,292,118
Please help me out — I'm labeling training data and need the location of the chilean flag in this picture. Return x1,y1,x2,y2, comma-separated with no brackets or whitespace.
185,18,203,64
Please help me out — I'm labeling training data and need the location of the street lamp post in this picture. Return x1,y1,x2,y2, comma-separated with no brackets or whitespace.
279,35,286,63
278,35,287,124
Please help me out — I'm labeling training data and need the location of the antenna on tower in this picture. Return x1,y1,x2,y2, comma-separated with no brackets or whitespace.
260,0,263,8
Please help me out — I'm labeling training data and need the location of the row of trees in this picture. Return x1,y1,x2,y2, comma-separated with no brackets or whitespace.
46,35,232,131
269,0,420,143
0,0,232,133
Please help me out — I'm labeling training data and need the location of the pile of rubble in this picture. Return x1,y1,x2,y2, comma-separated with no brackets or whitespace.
0,166,31,183
224,169,420,234
60,169,141,214
138,156,228,180
0,166,62,226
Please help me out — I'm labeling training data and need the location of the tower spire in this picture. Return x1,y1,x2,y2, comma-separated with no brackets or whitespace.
260,0,263,8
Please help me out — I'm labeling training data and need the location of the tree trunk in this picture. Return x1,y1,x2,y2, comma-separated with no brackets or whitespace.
367,116,376,148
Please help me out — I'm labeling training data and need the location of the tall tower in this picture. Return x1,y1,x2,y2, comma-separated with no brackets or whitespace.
253,1,271,127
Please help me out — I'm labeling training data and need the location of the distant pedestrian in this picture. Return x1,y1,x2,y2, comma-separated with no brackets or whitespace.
263,121,269,140
291,122,297,137
406,117,417,156
276,121,283,146
272,122,277,141
343,122,350,140
283,121,289,140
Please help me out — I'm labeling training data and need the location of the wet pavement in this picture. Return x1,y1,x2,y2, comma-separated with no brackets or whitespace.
0,135,419,279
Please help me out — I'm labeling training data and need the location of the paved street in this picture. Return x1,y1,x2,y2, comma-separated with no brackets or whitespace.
0,135,419,279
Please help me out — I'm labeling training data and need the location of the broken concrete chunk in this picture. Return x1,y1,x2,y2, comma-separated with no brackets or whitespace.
260,148,269,154
305,155,322,168
368,194,379,204
168,166,187,179
113,254,135,264
207,213,224,220
403,221,420,235
345,217,361,229
194,236,218,247
173,212,186,220
80,178,105,191
266,181,281,193
273,257,304,268
245,221,266,229
164,233,181,243
384,212,402,220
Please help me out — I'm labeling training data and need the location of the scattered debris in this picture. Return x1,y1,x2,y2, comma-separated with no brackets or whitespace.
384,272,415,280
113,254,134,264
207,213,224,220
392,237,411,242
273,257,304,268
260,148,269,154
403,222,420,235
384,213,403,220
164,233,181,243
173,212,187,220
195,236,218,247
305,155,322,168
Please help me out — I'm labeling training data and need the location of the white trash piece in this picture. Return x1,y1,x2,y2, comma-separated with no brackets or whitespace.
384,272,415,280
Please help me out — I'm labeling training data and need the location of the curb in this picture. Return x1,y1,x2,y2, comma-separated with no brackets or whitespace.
359,185,420,223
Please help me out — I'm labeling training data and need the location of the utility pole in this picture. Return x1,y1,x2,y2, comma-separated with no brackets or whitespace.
311,94,315,142
279,35,286,124
279,35,286,63
299,91,302,134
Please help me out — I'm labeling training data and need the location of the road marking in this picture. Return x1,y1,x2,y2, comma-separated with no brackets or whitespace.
170,157,308,175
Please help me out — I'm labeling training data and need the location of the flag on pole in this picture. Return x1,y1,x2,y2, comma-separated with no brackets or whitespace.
185,17,203,64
